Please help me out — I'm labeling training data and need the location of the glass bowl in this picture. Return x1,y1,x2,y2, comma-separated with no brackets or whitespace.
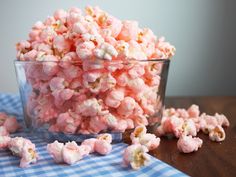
14,59,170,142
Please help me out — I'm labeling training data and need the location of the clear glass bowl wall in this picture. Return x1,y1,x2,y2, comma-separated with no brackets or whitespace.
14,59,169,142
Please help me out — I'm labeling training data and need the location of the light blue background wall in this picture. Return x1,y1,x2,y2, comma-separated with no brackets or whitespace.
0,0,235,96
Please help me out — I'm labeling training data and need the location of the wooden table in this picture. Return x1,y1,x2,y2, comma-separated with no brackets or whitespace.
125,97,236,177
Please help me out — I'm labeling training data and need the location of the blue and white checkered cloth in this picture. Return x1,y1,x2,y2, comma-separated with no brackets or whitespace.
0,93,188,177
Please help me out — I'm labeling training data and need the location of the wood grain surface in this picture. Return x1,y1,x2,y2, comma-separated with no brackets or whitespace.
125,97,236,177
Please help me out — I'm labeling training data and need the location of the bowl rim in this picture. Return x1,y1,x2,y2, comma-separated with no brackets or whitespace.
14,58,170,64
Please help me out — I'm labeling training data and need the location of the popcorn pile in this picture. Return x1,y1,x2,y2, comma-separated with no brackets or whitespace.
16,6,175,135
156,105,230,153
0,112,38,168
47,133,112,165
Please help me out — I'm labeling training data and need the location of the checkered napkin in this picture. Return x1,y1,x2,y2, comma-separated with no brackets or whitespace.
0,93,188,177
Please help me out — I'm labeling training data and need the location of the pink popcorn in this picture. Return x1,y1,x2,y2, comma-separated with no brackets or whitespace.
130,126,160,151
76,41,95,59
0,126,9,136
116,72,129,87
187,104,200,118
20,146,39,168
105,89,124,108
56,112,77,134
97,133,112,144
113,119,128,132
209,125,226,142
0,112,8,126
99,113,118,129
89,116,108,134
214,113,230,127
177,135,203,153
49,77,66,91
81,138,97,153
117,97,136,118
16,40,31,52
54,9,68,23
128,40,147,60
118,21,139,42
8,137,39,168
128,64,145,79
59,89,74,100
39,27,57,44
0,136,11,148
94,42,118,60
130,125,147,143
53,35,71,54
76,98,102,117
94,139,112,155
3,117,20,133
62,141,83,165
16,6,176,135
138,133,160,151
47,140,64,163
123,144,150,170
181,119,197,137
155,37,176,59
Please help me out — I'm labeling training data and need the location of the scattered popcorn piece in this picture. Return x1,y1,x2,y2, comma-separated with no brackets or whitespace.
157,105,229,144
138,133,160,151
0,126,9,136
130,125,147,144
8,137,39,168
97,133,112,144
62,141,83,165
177,135,203,153
123,144,150,170
130,126,160,151
209,125,226,142
0,136,11,148
94,139,112,155
0,112,7,126
47,140,64,163
3,117,20,133
81,138,97,153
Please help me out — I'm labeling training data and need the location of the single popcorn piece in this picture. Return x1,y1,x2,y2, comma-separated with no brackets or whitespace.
81,138,97,153
0,126,9,136
123,144,150,170
130,126,160,151
8,137,39,168
117,21,139,42
138,133,160,151
3,117,20,133
47,140,64,163
130,125,147,144
0,136,11,148
94,139,112,155
97,133,112,144
0,112,8,126
76,98,102,117
62,141,84,165
209,125,226,142
177,135,203,153
94,42,118,60
105,89,125,108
